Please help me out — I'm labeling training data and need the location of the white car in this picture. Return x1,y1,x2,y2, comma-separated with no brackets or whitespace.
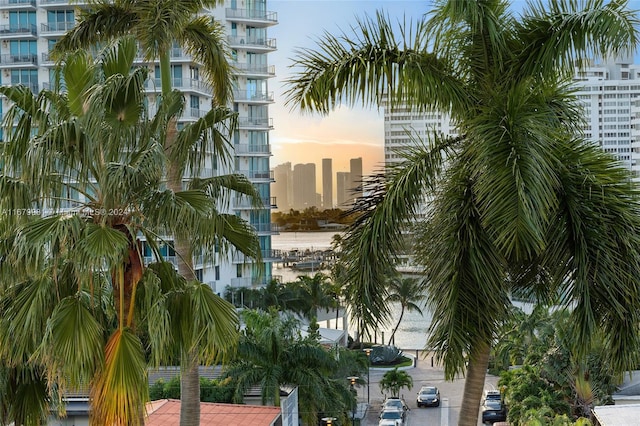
382,397,409,413
378,407,405,426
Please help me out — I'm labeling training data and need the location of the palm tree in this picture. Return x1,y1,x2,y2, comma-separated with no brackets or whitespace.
284,1,640,424
53,3,258,424
386,275,426,345
0,37,254,425
379,368,413,398
224,309,355,425
291,272,337,323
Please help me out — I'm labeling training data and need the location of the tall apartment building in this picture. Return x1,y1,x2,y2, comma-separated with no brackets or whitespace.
322,158,332,209
573,57,640,177
0,0,279,291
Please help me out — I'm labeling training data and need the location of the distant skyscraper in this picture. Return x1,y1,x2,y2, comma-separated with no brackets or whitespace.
322,158,333,209
292,163,316,210
336,171,351,208
272,162,292,211
349,157,363,203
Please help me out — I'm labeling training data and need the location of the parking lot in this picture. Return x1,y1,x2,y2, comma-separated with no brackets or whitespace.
359,351,499,426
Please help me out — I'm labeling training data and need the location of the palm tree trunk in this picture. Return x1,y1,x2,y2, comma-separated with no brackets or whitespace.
388,307,405,345
180,350,200,426
458,340,491,426
164,103,201,426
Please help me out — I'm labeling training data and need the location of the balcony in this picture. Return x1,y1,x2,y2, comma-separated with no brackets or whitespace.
40,21,75,37
0,24,37,39
0,53,36,67
234,143,271,156
227,36,276,52
251,222,279,234
233,249,282,264
234,196,277,209
40,0,88,9
237,117,273,129
230,276,279,288
236,169,274,182
225,8,277,27
231,62,275,77
233,89,274,104
0,0,35,10
144,77,212,95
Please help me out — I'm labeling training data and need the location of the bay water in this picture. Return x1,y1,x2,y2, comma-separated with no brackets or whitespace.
272,231,430,350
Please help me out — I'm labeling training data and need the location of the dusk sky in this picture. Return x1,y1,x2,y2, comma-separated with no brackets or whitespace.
266,0,640,179
268,0,428,177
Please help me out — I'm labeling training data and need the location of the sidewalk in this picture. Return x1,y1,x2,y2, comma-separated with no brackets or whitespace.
352,402,368,421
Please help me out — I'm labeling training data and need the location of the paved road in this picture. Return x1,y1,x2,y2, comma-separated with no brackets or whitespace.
359,351,499,426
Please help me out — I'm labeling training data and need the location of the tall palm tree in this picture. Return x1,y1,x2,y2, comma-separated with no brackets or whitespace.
284,1,640,424
386,276,426,345
291,272,336,323
0,37,255,425
379,367,413,398
53,3,253,424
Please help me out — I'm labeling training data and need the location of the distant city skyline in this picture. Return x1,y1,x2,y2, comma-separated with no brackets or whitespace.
268,1,426,176
271,157,363,211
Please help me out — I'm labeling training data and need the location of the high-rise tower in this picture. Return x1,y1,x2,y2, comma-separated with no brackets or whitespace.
0,0,279,291
322,158,333,209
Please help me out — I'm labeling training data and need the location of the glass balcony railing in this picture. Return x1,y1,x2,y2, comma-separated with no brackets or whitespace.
227,36,276,50
225,8,278,24
232,89,274,103
231,62,275,76
234,143,271,155
0,0,36,7
40,21,75,33
0,53,37,65
0,24,37,36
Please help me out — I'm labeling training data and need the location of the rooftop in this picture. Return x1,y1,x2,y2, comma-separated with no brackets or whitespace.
145,399,281,426
592,403,640,426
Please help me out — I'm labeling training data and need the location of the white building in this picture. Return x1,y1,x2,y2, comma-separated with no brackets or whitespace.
0,0,279,292
573,57,640,180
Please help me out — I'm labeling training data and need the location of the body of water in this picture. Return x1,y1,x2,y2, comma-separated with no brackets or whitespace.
272,231,430,350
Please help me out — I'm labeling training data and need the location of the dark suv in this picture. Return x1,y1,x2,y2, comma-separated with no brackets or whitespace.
481,390,506,423
416,386,441,407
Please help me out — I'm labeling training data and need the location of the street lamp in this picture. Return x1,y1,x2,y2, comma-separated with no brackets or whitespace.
321,417,336,426
363,348,372,404
347,376,359,424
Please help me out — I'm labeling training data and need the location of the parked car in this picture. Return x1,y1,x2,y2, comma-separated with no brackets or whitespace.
416,385,441,407
378,407,405,426
481,390,507,423
382,397,409,413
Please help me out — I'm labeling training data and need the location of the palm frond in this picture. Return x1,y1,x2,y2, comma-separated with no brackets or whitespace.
38,295,105,391
284,11,469,114
172,105,237,176
51,3,136,59
181,16,234,105
416,158,510,379
517,0,639,77
189,173,261,210
341,133,457,332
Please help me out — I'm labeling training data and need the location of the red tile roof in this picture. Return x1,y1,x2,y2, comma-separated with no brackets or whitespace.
145,399,281,426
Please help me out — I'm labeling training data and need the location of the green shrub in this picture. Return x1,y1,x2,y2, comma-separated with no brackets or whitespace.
149,376,234,403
